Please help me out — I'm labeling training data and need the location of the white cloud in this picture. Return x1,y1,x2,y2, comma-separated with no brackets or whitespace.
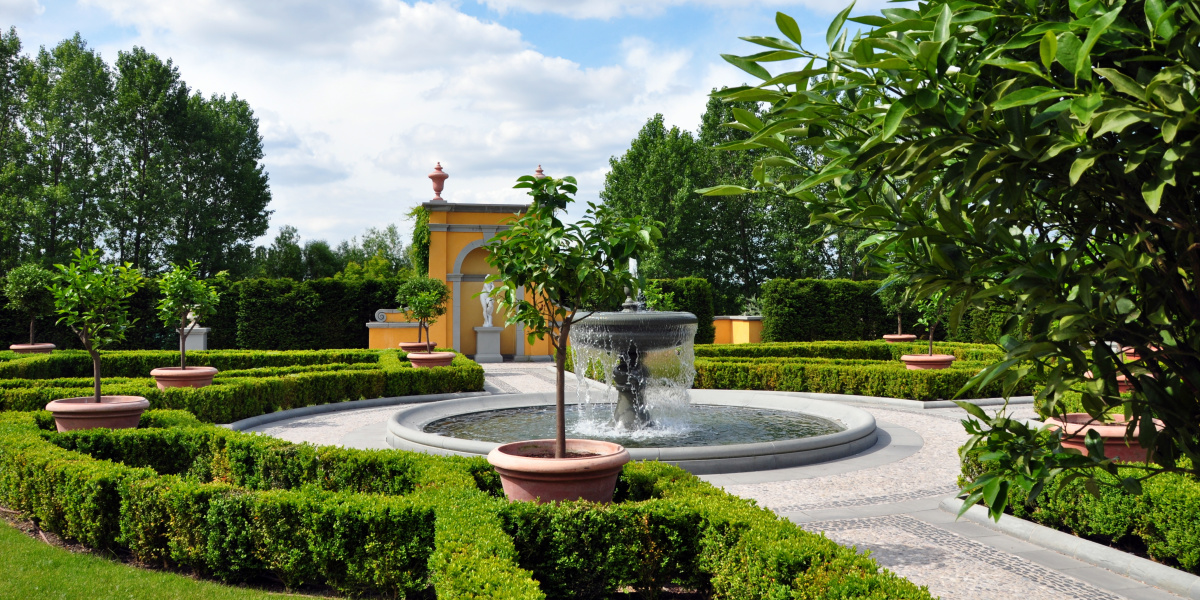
477,0,873,19
71,0,722,244
0,0,44,20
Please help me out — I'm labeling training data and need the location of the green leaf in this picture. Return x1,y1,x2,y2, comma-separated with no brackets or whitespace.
883,96,915,139
1039,31,1057,70
721,54,771,81
1056,32,1082,80
696,185,756,196
1075,7,1122,79
916,88,939,109
933,3,952,42
1094,68,1147,101
739,36,799,51
731,108,766,130
1141,179,1165,213
776,12,804,46
1069,152,1099,185
993,86,1067,110
827,2,855,48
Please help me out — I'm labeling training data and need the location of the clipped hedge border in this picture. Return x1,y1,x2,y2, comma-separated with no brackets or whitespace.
960,452,1200,574
0,349,484,423
692,341,1027,401
0,411,935,599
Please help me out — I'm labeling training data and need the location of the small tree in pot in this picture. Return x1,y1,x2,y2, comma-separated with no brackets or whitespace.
877,280,916,343
150,261,224,389
482,173,659,502
45,249,148,431
395,276,452,366
4,263,57,353
900,291,956,370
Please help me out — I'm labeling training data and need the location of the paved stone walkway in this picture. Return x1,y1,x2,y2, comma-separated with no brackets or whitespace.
248,362,1188,600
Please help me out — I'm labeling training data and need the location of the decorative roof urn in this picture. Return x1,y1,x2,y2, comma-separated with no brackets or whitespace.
429,162,448,201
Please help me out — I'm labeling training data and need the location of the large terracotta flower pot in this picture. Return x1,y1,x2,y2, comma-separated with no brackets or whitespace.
9,343,55,354
400,341,438,353
150,366,218,389
1047,413,1163,462
882,334,917,343
45,396,150,432
487,439,631,503
407,351,456,368
900,354,956,370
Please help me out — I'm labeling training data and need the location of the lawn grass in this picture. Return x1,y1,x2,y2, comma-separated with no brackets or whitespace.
0,520,315,600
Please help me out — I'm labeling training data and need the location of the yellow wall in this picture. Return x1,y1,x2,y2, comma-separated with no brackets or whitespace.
713,319,732,345
711,317,763,345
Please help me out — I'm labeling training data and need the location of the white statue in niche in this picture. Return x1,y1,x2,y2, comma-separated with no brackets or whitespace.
480,281,495,327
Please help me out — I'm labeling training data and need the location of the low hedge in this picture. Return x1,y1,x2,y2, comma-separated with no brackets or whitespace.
960,452,1200,574
692,341,1025,401
0,349,484,423
0,411,935,599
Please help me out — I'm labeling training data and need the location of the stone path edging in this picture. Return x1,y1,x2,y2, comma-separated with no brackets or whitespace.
774,390,1035,409
223,391,491,431
939,496,1200,598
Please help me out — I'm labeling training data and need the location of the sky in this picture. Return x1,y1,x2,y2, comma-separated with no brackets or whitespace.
0,0,884,248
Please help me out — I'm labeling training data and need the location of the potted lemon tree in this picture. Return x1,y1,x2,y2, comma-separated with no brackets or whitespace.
395,276,453,367
900,291,956,370
150,261,223,389
4,263,57,353
45,249,148,431
483,173,659,503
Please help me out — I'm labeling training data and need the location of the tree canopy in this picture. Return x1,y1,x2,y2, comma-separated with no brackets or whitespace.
0,30,271,277
711,0,1200,517
601,96,866,314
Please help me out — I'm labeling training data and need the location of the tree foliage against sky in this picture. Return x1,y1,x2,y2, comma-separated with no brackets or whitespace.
601,96,866,314
0,29,271,277
713,0,1200,516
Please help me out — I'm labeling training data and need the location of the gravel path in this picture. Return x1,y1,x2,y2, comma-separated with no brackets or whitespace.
246,362,1185,600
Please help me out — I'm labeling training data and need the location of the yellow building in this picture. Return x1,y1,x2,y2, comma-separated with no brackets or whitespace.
368,164,553,361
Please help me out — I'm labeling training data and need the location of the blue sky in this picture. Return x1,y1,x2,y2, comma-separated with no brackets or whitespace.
0,0,869,246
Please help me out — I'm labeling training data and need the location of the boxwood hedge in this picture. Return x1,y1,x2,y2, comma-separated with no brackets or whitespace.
0,410,934,599
693,341,1031,400
0,349,484,423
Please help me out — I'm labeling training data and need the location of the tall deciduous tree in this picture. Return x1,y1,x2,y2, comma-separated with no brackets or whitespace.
712,3,1200,516
0,28,31,272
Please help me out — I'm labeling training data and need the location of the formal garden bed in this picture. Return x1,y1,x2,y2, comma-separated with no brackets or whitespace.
691,341,1032,400
0,349,483,423
0,409,934,599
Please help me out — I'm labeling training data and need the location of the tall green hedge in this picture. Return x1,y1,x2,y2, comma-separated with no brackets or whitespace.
0,411,934,599
656,277,715,344
761,279,891,342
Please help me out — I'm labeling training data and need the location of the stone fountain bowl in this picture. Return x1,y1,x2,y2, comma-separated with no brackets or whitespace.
572,310,698,352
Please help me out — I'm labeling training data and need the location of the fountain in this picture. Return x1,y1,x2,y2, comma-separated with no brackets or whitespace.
386,298,879,475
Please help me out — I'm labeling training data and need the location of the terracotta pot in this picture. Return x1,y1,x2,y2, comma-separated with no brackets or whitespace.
1123,345,1160,362
900,354,957,370
882,334,918,343
407,351,456,368
1047,413,1163,462
9,343,55,354
45,396,150,432
150,366,218,390
487,439,631,503
400,341,438,353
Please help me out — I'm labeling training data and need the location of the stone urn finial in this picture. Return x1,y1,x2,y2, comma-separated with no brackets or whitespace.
534,165,546,179
429,162,448,201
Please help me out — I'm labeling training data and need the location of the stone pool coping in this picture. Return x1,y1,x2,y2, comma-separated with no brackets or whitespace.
223,391,492,431
941,496,1200,598
384,390,879,475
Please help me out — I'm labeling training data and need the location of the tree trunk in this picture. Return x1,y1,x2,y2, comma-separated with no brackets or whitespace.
28,313,35,345
929,322,936,356
179,314,188,370
897,313,902,336
554,320,571,459
87,338,102,403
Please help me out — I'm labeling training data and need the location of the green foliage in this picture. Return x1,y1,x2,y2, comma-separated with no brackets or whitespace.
4,263,55,344
655,277,716,344
234,277,405,350
0,349,484,422
157,261,224,369
395,276,450,344
485,174,659,456
762,279,891,342
715,0,1200,514
409,206,431,277
0,410,934,599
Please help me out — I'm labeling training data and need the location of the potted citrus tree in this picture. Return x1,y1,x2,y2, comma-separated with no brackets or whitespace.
395,276,453,367
150,261,223,389
483,173,659,503
4,263,57,353
900,291,956,370
877,282,917,343
44,249,148,431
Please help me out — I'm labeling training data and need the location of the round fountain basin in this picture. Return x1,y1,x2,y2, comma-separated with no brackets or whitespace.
386,390,878,474
572,310,698,352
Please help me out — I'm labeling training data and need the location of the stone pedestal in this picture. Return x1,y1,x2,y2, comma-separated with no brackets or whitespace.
474,326,504,363
183,327,210,352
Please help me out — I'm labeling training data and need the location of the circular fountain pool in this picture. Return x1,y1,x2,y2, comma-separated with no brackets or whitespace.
426,404,844,448
386,390,878,474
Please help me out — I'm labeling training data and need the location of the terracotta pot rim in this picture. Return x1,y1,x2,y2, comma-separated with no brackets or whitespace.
882,334,918,342
150,366,219,375
488,439,630,473
1047,413,1164,437
900,354,957,361
46,396,150,413
9,343,56,349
